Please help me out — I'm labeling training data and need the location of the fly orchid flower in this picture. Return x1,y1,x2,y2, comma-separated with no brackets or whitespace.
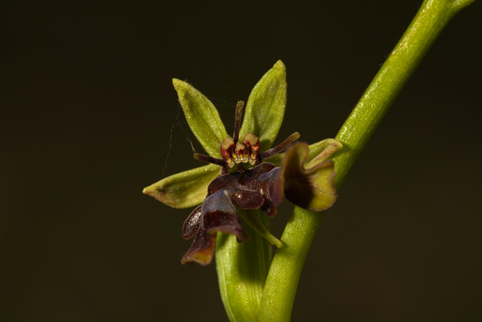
143,61,342,265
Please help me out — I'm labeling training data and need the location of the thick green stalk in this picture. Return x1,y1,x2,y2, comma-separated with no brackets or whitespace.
333,0,475,185
216,211,272,322
258,1,476,321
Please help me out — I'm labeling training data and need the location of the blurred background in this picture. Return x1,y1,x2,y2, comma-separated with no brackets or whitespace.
1,1,481,321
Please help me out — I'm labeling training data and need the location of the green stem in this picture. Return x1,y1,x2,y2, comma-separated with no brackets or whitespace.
257,1,476,321
216,210,272,322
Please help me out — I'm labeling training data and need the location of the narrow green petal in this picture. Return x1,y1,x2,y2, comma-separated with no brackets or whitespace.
142,164,221,209
240,60,287,152
172,79,229,158
306,138,343,167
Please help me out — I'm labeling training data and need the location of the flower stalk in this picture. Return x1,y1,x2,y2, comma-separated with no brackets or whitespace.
257,0,477,321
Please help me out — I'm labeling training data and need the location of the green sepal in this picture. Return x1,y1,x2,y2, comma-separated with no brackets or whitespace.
142,164,221,209
240,60,287,152
172,79,230,158
216,210,272,322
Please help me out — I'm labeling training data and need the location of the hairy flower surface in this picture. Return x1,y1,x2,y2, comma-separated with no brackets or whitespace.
143,61,342,265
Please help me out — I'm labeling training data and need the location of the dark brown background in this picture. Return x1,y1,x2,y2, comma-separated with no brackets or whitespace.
1,1,481,321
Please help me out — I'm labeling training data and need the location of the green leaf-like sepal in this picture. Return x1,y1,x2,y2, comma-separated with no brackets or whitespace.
240,60,287,152
142,164,221,209
277,142,337,212
172,79,230,158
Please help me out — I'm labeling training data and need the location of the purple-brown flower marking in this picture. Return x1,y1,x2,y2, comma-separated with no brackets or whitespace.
181,102,338,265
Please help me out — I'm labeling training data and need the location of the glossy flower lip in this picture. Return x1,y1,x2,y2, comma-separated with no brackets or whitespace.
143,61,342,265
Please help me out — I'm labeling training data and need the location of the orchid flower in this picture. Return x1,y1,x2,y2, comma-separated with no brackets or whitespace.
143,61,342,265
